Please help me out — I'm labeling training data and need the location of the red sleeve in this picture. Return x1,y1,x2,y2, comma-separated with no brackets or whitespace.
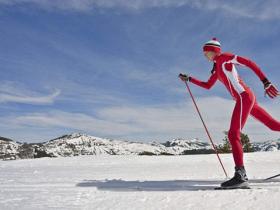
190,70,218,90
232,55,266,81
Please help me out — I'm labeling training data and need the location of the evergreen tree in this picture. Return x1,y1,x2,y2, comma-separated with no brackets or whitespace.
218,131,254,153
240,133,254,152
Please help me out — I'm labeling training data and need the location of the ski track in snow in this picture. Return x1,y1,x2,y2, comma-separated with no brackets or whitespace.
0,152,280,210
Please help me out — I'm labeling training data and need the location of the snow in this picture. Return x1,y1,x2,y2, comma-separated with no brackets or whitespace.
0,152,280,210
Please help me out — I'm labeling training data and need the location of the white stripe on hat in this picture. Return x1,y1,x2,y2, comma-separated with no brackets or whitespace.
205,38,221,47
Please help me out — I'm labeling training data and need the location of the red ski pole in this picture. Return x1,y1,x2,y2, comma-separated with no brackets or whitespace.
183,80,228,178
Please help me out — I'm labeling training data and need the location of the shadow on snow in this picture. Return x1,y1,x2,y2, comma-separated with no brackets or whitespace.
76,179,280,192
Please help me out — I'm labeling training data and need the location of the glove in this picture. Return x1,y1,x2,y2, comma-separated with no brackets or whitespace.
262,78,279,99
178,73,191,82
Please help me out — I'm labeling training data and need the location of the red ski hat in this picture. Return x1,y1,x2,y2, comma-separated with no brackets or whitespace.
203,38,221,53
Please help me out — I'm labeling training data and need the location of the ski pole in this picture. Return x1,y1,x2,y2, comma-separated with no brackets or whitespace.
264,173,280,181
183,80,228,178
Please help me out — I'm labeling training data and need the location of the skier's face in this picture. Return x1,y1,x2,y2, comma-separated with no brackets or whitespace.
204,51,216,61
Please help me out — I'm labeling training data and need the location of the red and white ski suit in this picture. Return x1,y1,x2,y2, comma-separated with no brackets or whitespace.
190,52,280,167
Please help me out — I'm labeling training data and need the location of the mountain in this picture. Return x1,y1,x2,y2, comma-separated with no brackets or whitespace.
253,139,280,152
0,133,214,159
0,137,21,160
36,133,213,157
0,133,279,160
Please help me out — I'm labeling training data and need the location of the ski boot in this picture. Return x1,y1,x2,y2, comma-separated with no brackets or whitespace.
220,166,249,189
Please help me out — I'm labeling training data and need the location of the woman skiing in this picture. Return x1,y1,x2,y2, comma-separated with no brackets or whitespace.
179,38,280,189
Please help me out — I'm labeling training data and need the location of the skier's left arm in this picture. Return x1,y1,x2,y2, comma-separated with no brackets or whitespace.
232,55,279,98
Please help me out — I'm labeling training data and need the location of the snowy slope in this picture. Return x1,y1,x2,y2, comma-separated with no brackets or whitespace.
0,152,279,210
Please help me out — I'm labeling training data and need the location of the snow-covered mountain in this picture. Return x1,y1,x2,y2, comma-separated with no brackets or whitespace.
0,133,279,160
0,133,214,159
0,137,21,160
253,139,280,152
36,133,213,157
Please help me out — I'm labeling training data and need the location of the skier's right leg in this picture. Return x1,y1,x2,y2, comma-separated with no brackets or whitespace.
250,102,280,131
221,92,255,189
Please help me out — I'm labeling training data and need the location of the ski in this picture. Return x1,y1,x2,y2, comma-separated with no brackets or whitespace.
264,173,280,181
214,186,251,190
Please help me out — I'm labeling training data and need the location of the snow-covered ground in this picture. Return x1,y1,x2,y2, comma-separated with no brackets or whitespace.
0,152,280,210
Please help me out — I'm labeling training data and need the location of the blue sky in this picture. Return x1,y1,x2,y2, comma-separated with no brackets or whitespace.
0,0,279,143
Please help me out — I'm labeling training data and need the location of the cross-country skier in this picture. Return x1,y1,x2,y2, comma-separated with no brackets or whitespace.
179,38,280,189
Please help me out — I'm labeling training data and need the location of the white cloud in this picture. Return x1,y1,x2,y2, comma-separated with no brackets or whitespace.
0,82,61,105
3,96,279,142
0,0,280,20
9,110,142,136
2,97,230,141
